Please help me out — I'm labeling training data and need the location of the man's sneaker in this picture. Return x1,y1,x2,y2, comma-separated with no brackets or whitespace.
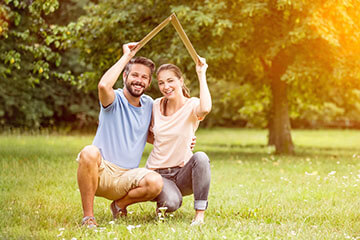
110,201,127,219
81,216,98,228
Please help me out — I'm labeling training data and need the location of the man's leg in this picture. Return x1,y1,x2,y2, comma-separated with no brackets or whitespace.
77,145,101,218
113,172,163,213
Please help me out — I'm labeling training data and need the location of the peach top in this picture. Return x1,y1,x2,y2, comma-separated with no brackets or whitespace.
146,97,203,169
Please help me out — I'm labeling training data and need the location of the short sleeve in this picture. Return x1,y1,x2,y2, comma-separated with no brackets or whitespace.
191,97,205,121
101,90,120,112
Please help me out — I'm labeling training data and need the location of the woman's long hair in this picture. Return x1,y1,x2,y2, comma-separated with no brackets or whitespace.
156,64,190,98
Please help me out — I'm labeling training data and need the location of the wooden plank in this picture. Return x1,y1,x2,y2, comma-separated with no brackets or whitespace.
170,13,199,64
137,15,172,50
137,13,199,64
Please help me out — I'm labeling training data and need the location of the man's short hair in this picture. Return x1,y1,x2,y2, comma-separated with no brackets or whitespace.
124,57,156,80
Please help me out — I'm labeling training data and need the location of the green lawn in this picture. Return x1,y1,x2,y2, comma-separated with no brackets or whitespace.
1,129,360,239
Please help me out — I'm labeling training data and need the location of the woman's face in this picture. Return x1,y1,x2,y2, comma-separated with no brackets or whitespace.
157,70,183,100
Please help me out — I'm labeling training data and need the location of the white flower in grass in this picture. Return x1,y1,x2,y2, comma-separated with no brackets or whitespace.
305,171,317,176
222,236,227,239
58,228,65,231
290,231,296,236
71,238,77,240
128,211,133,214
57,231,63,237
337,161,340,164
126,225,136,233
109,221,115,225
343,176,348,179
328,171,336,176
99,227,106,230
171,228,176,232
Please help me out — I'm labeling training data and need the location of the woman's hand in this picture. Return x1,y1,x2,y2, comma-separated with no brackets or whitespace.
196,56,208,76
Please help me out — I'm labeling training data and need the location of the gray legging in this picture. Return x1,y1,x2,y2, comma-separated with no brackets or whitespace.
153,151,211,212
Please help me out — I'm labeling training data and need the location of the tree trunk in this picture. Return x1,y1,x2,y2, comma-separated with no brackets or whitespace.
266,50,294,154
270,75,294,154
267,106,275,146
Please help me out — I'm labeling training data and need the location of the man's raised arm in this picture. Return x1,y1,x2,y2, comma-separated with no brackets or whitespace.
98,43,139,107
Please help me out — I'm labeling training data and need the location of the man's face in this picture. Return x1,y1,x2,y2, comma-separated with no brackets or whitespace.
124,64,151,97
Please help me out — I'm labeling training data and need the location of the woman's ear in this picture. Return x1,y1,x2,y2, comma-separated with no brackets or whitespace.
180,77,184,85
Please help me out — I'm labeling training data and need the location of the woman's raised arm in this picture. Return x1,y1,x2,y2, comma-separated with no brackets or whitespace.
195,56,212,118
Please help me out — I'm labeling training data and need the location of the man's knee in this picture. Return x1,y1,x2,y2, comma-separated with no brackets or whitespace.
78,145,101,167
143,172,163,196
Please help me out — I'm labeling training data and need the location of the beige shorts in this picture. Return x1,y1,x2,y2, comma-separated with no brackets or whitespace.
76,153,154,200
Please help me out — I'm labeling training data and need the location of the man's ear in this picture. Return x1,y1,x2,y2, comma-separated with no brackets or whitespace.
123,72,127,82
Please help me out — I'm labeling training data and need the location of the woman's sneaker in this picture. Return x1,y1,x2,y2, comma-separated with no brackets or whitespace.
190,218,204,226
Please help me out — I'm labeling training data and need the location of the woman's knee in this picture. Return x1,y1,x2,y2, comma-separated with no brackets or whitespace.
193,152,210,166
157,196,182,212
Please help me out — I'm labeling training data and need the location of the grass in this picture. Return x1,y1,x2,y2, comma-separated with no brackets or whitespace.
1,128,360,239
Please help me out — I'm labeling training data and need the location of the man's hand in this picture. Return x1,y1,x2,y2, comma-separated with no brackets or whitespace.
190,136,197,151
123,42,140,58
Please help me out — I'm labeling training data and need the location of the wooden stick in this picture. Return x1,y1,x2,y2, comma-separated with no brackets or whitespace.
137,13,199,64
137,15,172,50
170,13,199,64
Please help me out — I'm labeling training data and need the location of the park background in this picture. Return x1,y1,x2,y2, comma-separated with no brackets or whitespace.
1,0,360,239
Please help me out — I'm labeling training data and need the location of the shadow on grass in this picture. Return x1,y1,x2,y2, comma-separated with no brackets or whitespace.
198,143,358,162
1,141,358,165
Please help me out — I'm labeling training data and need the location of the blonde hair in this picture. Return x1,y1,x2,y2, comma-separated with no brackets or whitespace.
156,64,190,98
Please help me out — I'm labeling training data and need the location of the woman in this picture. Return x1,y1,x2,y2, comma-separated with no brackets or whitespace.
146,57,211,225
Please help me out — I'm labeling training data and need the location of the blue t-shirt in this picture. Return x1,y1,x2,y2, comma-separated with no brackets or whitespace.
92,88,153,169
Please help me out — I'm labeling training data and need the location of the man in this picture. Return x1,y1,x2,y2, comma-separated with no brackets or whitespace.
77,42,163,228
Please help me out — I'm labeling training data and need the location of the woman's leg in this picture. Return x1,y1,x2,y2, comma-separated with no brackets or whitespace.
153,177,182,213
175,152,211,222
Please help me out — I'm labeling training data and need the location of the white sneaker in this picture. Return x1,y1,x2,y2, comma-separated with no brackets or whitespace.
190,219,204,226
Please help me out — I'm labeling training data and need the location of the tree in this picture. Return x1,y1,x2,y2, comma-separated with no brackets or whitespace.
0,0,98,130
222,0,360,154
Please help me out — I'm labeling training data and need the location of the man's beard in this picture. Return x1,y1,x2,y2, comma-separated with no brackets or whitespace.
125,77,146,97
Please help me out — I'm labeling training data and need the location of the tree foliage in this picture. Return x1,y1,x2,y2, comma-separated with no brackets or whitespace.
0,0,97,129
